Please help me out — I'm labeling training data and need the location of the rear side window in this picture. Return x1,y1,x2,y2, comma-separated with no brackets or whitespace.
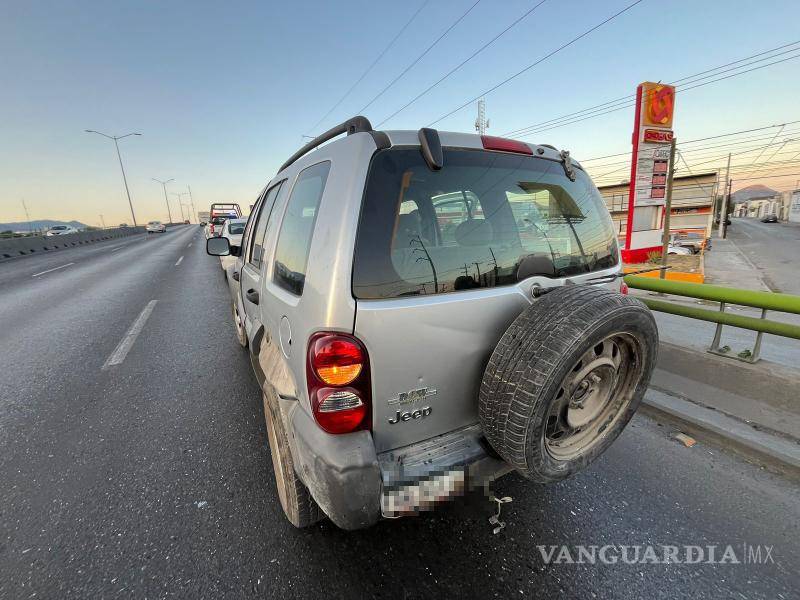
273,161,331,296
248,182,283,269
352,148,618,299
228,222,246,235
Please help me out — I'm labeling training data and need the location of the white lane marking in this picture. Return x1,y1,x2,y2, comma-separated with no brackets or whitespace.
188,243,192,247
110,246,123,252
32,262,75,278
740,230,752,239
175,256,184,266
102,300,158,369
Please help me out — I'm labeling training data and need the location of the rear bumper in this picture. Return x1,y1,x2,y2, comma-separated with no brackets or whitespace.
378,424,512,517
287,405,511,529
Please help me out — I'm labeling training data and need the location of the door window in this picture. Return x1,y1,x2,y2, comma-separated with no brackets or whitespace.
272,161,331,296
248,182,283,269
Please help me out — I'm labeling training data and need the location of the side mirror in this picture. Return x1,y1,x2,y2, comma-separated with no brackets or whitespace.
230,244,241,257
207,236,231,256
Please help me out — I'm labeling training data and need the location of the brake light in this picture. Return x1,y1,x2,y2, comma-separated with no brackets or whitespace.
620,281,629,295
307,333,371,434
481,135,533,155
312,338,363,385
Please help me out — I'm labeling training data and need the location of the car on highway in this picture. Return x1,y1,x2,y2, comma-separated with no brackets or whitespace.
146,220,167,233
761,214,779,223
45,225,79,236
207,117,658,530
218,217,247,272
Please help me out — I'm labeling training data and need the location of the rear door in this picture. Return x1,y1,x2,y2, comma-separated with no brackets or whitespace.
352,147,620,453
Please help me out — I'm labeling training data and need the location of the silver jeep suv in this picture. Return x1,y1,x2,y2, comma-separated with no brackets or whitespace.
207,117,657,530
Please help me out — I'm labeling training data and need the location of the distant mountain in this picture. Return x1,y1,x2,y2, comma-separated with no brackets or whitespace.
732,185,778,204
0,220,88,232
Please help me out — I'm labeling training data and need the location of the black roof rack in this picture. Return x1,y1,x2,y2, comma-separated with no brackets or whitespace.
279,116,387,173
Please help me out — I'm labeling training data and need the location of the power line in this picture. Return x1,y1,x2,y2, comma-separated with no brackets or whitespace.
303,0,430,136
374,0,548,127
580,120,800,162
514,51,800,137
356,0,483,116
423,0,646,128
586,134,800,170
503,41,800,137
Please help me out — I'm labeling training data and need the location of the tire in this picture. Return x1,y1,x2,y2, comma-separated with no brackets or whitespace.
479,285,658,483
263,389,323,528
231,302,247,349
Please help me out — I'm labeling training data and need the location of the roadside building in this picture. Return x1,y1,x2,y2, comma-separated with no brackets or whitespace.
597,172,717,244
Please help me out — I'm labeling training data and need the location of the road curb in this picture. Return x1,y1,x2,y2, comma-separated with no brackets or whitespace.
642,388,800,475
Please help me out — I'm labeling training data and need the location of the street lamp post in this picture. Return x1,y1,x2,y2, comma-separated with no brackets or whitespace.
153,178,175,224
187,186,196,223
85,130,141,227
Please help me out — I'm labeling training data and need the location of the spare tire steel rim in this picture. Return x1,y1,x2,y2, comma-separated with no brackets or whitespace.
545,332,643,460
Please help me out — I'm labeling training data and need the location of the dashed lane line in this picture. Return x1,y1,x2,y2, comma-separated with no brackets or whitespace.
175,256,184,266
31,262,75,278
102,300,158,369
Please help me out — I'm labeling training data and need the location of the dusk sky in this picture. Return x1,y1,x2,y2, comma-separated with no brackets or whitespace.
2,0,799,226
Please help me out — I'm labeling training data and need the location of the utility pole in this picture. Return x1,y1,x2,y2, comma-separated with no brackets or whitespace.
659,137,677,280
153,178,175,224
475,98,489,135
85,130,141,226
723,179,733,238
718,152,731,237
21,199,33,235
172,192,189,222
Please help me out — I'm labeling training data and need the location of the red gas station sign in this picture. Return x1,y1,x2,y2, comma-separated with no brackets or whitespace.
643,128,674,143
622,81,677,264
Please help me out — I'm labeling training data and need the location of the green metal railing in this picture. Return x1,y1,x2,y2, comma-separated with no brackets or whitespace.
624,275,800,362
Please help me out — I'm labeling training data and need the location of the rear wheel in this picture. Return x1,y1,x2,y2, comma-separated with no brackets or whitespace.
479,285,657,483
263,389,322,528
231,302,247,348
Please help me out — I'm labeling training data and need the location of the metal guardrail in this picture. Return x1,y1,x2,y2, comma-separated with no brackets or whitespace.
624,275,800,363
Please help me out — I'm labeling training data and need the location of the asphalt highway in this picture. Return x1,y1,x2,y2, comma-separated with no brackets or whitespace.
1,225,798,599
728,217,800,295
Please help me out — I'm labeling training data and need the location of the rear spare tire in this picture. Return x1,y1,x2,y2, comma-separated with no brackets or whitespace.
479,285,657,483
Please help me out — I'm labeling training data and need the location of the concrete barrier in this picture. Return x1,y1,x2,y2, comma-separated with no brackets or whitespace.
0,226,146,261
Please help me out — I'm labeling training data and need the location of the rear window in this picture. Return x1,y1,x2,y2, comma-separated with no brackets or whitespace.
211,216,227,225
352,148,618,299
273,161,331,296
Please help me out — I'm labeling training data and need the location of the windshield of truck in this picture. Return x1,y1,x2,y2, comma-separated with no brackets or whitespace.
352,148,618,299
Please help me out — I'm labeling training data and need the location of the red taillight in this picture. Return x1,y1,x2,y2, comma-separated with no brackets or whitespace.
620,281,629,295
312,338,363,385
481,135,533,155
307,333,371,434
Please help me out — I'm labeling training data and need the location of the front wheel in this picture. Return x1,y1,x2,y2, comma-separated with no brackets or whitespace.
479,285,658,483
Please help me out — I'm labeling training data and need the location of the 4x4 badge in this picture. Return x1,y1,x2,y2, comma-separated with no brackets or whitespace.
388,387,437,406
